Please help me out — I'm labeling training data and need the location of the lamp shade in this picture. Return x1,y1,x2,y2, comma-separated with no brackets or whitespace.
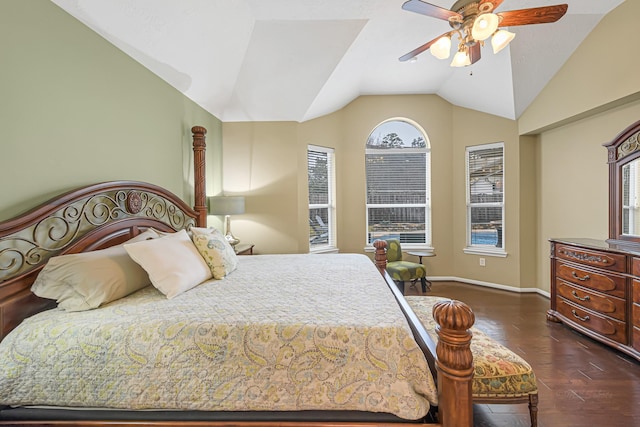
208,196,245,215
451,49,471,67
471,13,499,41
429,36,451,59
491,30,515,54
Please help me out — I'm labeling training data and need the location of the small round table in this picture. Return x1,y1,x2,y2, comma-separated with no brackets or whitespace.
407,251,436,291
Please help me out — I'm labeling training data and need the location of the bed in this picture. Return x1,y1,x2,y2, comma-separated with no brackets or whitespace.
0,126,475,426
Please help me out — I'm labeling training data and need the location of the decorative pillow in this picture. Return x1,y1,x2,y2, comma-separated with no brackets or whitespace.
124,229,212,298
191,227,239,279
30,229,158,311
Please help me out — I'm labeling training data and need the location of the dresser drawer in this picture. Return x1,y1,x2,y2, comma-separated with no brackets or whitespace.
556,280,626,321
555,261,626,298
634,280,640,304
633,258,640,277
634,327,640,353
555,244,626,273
556,299,627,344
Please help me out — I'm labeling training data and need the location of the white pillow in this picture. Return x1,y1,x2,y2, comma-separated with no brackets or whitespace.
31,228,158,311
191,227,239,279
124,229,212,298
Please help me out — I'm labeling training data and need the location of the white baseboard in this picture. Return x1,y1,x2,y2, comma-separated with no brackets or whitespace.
430,276,550,299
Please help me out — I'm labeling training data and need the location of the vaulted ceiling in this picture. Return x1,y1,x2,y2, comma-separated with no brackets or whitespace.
52,0,624,122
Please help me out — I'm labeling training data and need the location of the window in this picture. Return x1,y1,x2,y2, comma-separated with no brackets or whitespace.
308,145,336,252
365,119,431,249
465,142,505,256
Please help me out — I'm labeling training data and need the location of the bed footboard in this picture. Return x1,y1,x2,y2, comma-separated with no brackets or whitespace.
373,240,475,427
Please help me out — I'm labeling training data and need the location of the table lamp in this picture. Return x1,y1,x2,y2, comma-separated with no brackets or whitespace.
208,195,245,246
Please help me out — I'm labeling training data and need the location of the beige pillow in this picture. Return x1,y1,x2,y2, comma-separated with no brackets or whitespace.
191,227,239,279
31,229,158,311
124,229,212,298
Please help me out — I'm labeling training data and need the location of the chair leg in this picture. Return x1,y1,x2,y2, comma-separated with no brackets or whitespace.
420,277,429,293
528,393,538,427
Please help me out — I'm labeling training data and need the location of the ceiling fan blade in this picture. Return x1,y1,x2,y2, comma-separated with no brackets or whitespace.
498,4,568,27
402,0,462,21
479,0,505,13
469,42,481,65
399,32,451,62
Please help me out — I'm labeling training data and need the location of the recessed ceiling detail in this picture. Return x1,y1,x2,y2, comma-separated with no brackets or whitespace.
52,0,624,122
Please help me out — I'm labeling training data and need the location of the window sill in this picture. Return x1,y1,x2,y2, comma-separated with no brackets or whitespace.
365,244,434,253
310,246,339,254
463,247,507,257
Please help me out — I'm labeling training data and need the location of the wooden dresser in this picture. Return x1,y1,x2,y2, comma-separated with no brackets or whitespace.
549,238,640,361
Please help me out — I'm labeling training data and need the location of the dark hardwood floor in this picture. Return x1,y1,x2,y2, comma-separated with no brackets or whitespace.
404,281,640,427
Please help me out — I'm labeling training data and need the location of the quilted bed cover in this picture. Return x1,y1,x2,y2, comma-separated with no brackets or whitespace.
0,253,436,420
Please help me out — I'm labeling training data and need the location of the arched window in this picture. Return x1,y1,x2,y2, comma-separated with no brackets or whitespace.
365,119,431,248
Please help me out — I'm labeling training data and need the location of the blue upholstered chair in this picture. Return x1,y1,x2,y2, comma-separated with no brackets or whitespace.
383,239,428,293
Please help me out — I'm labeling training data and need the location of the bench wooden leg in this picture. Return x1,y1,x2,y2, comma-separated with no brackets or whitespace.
528,393,538,427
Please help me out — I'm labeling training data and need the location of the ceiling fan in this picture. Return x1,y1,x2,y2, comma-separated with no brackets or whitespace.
400,0,568,67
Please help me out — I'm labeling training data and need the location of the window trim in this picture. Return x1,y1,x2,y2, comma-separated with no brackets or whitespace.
308,144,336,253
464,142,507,257
364,118,432,251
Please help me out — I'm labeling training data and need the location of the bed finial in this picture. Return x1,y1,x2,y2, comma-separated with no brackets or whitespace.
192,126,207,227
432,299,475,427
372,239,387,274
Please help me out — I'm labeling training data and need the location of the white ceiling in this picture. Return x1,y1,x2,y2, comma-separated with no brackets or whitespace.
51,0,624,123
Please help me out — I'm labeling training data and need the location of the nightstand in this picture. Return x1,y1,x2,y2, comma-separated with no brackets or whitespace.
234,243,254,255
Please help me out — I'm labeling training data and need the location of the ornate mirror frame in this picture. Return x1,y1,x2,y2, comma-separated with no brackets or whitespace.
604,119,640,246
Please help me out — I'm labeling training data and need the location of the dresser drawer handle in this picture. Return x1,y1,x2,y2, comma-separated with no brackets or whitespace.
571,290,590,301
571,271,590,281
571,310,590,322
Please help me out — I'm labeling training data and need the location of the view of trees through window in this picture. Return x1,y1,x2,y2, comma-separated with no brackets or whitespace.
366,120,431,246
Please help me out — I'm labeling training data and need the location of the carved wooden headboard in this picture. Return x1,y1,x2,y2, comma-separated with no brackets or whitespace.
0,126,208,340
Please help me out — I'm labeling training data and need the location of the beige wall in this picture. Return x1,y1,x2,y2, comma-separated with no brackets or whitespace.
0,0,222,222
519,0,640,293
220,122,301,254
221,95,536,291
450,107,524,288
535,102,640,292
339,95,454,263
518,136,538,289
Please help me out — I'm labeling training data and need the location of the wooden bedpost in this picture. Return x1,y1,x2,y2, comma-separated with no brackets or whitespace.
433,299,475,427
191,126,207,227
372,239,388,275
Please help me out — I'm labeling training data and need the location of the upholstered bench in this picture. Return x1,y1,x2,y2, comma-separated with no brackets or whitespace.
406,296,539,427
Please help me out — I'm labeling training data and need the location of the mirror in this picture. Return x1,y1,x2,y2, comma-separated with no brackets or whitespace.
622,159,640,236
605,119,640,245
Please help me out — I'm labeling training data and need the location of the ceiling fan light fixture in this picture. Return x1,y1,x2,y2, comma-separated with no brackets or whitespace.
451,49,471,67
491,29,515,54
471,13,499,41
429,36,452,59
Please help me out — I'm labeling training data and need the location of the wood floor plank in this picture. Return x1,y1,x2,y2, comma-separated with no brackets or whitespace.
404,281,640,427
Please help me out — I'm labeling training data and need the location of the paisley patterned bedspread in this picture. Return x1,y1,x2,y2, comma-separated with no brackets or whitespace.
0,253,436,420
